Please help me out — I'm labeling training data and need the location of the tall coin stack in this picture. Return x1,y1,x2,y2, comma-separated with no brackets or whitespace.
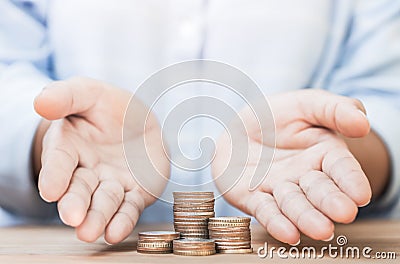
173,192,215,239
137,231,180,254
208,217,253,254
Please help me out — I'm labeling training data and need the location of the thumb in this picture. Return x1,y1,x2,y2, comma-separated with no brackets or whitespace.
299,89,370,138
34,77,105,120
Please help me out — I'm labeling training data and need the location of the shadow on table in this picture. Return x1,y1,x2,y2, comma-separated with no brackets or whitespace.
90,240,137,256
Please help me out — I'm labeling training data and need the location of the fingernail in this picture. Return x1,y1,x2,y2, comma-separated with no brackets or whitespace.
358,109,367,118
39,191,51,203
359,200,371,207
58,211,66,224
104,240,114,246
289,239,300,246
323,233,335,242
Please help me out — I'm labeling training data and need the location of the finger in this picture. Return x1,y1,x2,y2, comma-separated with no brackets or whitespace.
76,180,124,242
274,181,334,241
322,148,372,207
39,122,79,202
58,168,99,227
299,170,358,224
104,189,145,244
33,77,104,120
298,89,370,137
245,191,300,245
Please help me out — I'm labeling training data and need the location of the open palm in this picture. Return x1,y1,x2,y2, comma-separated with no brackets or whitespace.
34,77,169,244
213,89,372,245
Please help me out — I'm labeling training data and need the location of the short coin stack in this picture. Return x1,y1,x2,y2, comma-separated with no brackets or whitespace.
208,217,253,254
137,231,180,254
173,192,215,239
173,238,216,256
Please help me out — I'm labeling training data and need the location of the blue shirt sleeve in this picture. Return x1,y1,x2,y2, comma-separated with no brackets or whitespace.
323,0,400,216
0,0,57,221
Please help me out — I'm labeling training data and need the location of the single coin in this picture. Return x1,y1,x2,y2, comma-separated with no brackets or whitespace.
173,238,215,245
208,222,250,228
174,201,215,206
216,245,252,250
211,237,251,242
209,232,251,237
217,248,253,254
175,230,208,234
174,217,209,222
173,249,216,256
173,245,215,251
179,234,209,239
173,191,214,196
137,241,172,248
174,223,209,228
137,249,172,254
139,231,180,237
214,240,251,245
174,227,208,232
208,216,251,223
138,231,180,241
174,212,215,216
174,199,215,207
174,207,214,212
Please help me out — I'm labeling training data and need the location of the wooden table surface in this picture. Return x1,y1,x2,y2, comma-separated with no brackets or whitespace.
0,220,398,263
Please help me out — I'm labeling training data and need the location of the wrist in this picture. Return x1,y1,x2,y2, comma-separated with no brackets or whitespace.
343,130,390,200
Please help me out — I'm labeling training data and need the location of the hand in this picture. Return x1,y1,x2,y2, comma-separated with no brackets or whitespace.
212,89,372,245
34,77,169,244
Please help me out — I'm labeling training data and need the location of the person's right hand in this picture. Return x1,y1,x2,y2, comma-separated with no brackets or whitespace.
33,77,169,244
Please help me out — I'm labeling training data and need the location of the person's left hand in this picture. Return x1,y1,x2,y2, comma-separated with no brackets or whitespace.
212,89,372,245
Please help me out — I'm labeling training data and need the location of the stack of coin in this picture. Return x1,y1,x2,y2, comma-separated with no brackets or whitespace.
137,231,180,254
208,217,253,254
173,238,216,256
173,192,215,239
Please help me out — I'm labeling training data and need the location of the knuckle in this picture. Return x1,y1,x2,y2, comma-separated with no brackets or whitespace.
125,194,145,214
101,181,124,207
